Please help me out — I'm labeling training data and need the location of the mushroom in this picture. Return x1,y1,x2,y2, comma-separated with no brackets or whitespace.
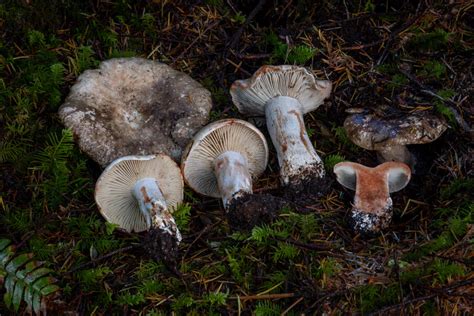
59,57,212,167
181,119,268,209
230,65,332,188
344,112,448,170
95,154,183,262
333,161,411,234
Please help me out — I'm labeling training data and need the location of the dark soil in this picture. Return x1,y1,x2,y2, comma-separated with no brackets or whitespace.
143,228,180,275
226,192,288,231
283,172,334,208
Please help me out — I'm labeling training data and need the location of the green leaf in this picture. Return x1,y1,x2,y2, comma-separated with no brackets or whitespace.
16,260,42,280
24,287,34,312
32,276,55,292
0,239,11,251
32,291,42,315
0,245,15,265
40,284,60,296
4,274,15,294
3,291,13,308
25,267,52,284
12,281,25,312
6,253,32,273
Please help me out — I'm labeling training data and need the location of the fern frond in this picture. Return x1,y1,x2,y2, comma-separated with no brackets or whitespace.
324,154,346,170
33,129,75,208
0,239,60,314
0,140,28,163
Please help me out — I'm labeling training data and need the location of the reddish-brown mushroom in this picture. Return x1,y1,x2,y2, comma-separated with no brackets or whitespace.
333,161,411,234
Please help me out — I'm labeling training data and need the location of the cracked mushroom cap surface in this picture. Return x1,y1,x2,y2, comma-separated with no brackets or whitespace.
59,57,212,167
230,65,332,115
344,112,448,151
181,119,268,198
95,154,183,233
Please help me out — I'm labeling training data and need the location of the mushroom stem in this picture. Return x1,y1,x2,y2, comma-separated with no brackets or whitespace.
265,96,324,185
133,178,182,243
214,151,252,208
377,145,414,168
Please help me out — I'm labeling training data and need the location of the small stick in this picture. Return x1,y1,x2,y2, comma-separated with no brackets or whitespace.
231,293,295,301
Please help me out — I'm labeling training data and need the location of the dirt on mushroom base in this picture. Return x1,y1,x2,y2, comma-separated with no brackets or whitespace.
282,164,334,206
143,228,180,274
226,192,288,231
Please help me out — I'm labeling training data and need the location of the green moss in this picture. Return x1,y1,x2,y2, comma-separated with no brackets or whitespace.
418,60,446,79
409,28,451,51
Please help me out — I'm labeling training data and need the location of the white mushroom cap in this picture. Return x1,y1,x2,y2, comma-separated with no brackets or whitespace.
95,154,183,233
230,65,332,115
181,119,268,198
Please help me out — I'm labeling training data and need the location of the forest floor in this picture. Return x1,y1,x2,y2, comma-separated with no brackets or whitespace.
0,0,473,315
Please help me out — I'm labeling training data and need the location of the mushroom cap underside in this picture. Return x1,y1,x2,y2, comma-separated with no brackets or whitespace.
333,161,411,213
58,57,212,167
182,119,268,198
334,161,411,192
230,65,332,116
344,113,448,150
95,154,183,233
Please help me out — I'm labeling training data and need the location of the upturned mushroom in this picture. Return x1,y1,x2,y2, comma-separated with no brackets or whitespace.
181,119,268,209
333,161,411,234
95,154,183,263
59,57,212,167
344,112,447,170
230,65,332,189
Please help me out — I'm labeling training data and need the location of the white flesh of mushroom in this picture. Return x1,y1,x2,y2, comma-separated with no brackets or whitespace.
265,96,324,185
133,178,182,243
214,151,252,208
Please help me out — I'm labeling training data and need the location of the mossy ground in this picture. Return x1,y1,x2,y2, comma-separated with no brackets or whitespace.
1,0,472,314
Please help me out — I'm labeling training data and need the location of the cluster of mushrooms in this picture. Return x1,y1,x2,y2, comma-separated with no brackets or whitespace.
59,58,448,262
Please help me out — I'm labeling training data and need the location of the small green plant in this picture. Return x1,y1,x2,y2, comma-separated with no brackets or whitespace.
173,203,192,233
76,266,112,292
324,154,346,170
433,89,457,125
231,12,246,24
254,301,282,316
33,129,75,209
27,30,46,48
202,290,228,307
0,239,60,314
272,242,299,262
430,259,465,284
265,32,315,64
69,46,99,76
387,73,409,88
408,28,451,51
418,60,446,79
364,0,375,12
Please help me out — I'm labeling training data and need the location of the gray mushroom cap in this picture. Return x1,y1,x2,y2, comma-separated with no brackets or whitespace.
58,57,212,167
344,112,448,151
230,65,332,116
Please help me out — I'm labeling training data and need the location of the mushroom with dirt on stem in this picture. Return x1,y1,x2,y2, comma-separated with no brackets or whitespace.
182,119,277,229
182,119,268,207
333,161,411,234
94,154,183,265
230,65,332,190
343,111,448,171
